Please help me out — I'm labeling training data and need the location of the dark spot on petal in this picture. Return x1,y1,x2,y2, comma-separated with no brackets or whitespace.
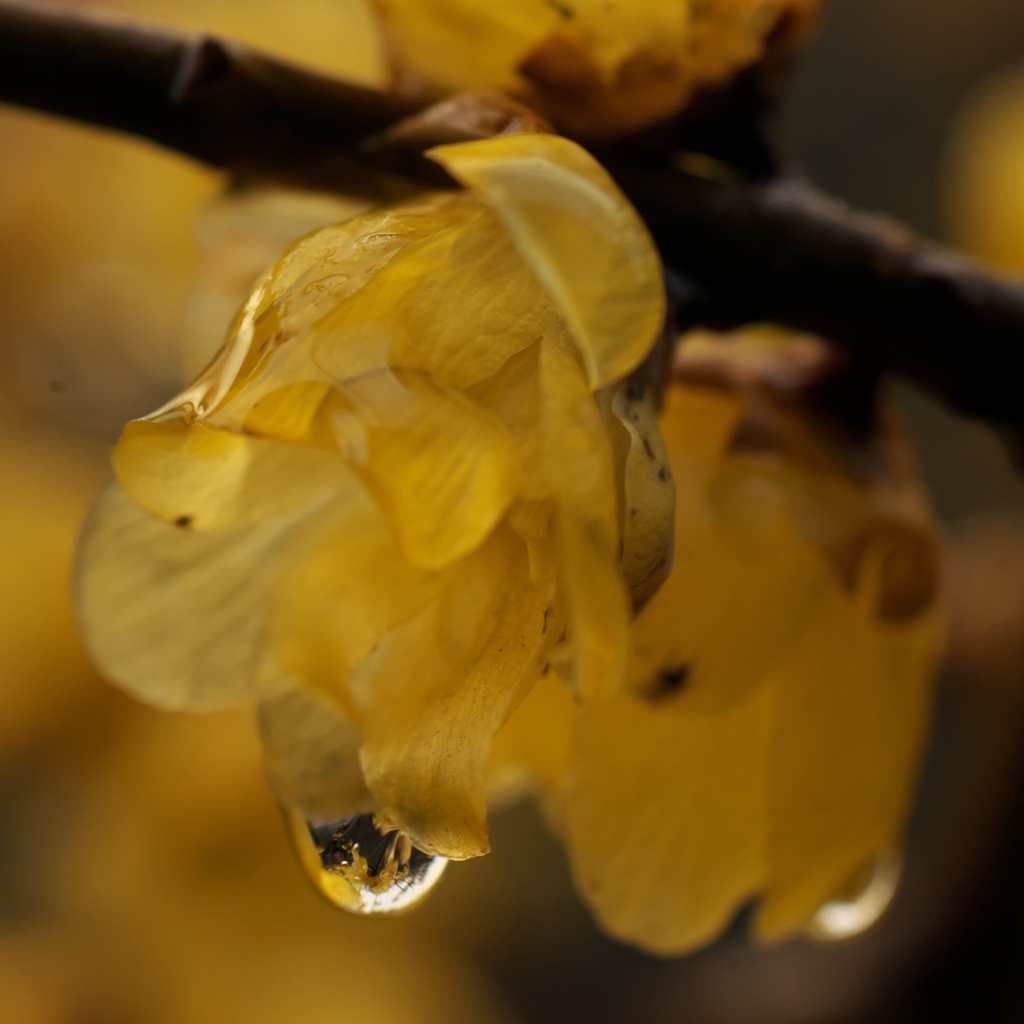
644,664,690,703
625,378,645,402
658,466,669,482
642,436,655,460
545,0,574,19
175,515,193,528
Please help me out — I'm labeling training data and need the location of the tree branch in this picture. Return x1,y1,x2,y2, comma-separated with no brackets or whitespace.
611,162,1024,446
3,0,1024,448
0,0,421,190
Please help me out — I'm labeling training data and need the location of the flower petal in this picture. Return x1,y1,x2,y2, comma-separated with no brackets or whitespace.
258,688,376,826
207,193,562,410
754,553,942,941
610,380,676,610
628,384,827,711
340,370,522,568
540,332,630,700
488,650,576,798
352,523,556,859
269,478,441,714
113,418,346,530
75,482,316,710
430,134,665,389
563,682,774,956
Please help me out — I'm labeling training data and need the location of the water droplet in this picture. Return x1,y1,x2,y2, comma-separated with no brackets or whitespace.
808,852,901,941
285,810,447,915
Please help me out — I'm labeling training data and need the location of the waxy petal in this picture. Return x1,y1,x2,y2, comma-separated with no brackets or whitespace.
430,134,665,389
539,332,630,700
113,418,346,530
259,688,376,826
564,682,774,955
352,524,556,859
610,380,676,610
628,384,826,711
268,474,441,715
76,482,314,710
755,557,942,941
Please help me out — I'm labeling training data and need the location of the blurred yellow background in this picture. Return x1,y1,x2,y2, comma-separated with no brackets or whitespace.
6,1,1024,1022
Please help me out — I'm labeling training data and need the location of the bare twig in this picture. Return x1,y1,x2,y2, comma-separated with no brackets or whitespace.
611,163,1024,446
0,0,421,192
3,0,1024,447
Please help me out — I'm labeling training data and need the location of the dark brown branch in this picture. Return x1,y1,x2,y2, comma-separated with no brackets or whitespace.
3,0,1024,447
0,0,421,191
610,162,1024,446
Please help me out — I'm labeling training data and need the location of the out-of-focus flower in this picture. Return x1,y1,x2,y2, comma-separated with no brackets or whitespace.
371,0,821,140
76,134,669,883
491,326,944,954
75,126,945,950
944,64,1024,273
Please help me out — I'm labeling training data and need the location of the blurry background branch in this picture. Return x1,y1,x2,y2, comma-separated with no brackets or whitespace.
3,0,1024,450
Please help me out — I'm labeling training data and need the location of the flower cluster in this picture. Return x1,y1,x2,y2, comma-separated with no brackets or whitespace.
373,0,821,139
75,2,944,956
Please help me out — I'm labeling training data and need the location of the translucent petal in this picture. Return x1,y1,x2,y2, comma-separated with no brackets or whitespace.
539,333,630,700
339,370,522,568
488,650,576,797
183,187,373,379
373,0,819,140
112,417,347,530
258,688,375,826
430,134,665,389
564,681,774,956
610,380,676,610
372,0,560,94
352,524,557,859
269,480,441,713
754,557,942,941
182,193,564,424
628,384,827,711
75,482,316,710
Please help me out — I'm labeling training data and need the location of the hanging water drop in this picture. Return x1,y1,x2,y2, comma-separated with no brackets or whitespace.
808,852,901,941
285,810,448,914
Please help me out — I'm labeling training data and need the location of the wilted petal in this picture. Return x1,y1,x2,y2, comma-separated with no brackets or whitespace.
259,687,376,826
352,523,556,859
430,134,665,389
754,553,942,941
539,332,630,700
564,682,774,956
75,482,317,710
609,380,676,610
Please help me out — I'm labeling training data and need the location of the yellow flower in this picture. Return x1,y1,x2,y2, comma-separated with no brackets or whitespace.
75,137,941,947
371,0,821,140
491,325,944,954
76,133,668,876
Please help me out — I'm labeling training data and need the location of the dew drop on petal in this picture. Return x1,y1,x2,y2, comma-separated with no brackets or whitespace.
285,809,448,915
807,853,902,941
